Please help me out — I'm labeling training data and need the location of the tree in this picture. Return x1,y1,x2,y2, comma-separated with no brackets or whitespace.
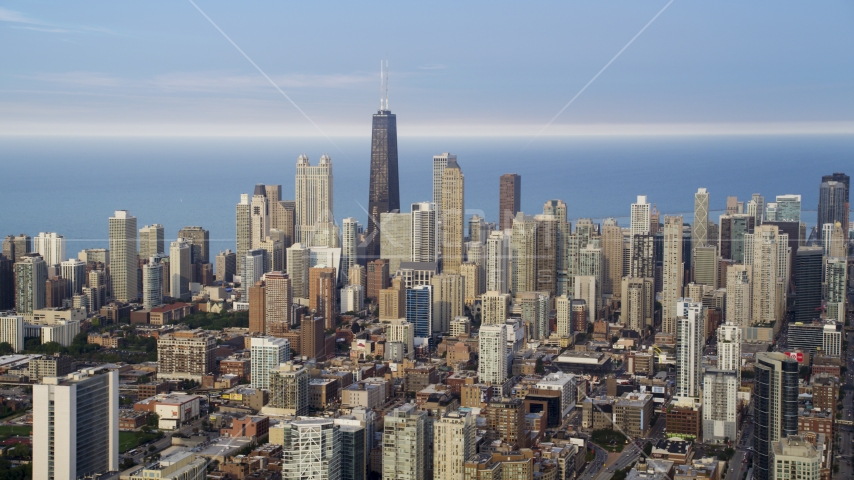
146,413,160,428
8,443,30,459
535,358,545,374
0,343,15,355
643,442,653,456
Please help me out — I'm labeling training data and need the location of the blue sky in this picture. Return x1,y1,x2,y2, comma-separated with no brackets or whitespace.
2,1,854,136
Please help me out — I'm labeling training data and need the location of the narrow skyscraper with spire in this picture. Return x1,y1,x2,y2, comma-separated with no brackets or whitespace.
366,61,400,260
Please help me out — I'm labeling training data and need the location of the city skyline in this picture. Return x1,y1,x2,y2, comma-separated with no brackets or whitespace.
3,3,854,480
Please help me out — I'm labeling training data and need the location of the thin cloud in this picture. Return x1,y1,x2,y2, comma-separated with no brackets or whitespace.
0,6,114,34
12,26,75,34
25,71,378,93
152,72,375,92
29,72,123,88
0,7,40,25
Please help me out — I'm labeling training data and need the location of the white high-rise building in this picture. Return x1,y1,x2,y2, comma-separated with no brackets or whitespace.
662,216,684,334
433,411,475,480
510,213,538,294
383,404,430,480
340,284,364,314
108,210,138,302
295,154,334,245
574,275,598,321
556,294,572,337
286,244,310,299
620,277,654,335
142,257,164,310
381,211,412,273
15,254,47,314
341,217,358,282
441,157,465,274
481,291,511,325
675,298,705,399
0,316,25,352
432,153,454,219
139,224,165,260
703,369,739,443
745,225,788,324
250,185,269,249
411,202,438,263
33,367,119,480
693,188,709,250
236,193,252,266
386,319,415,360
169,239,191,300
485,230,510,294
251,337,290,390
717,322,742,375
244,249,266,294
60,258,87,296
630,195,651,263
430,274,464,334
726,264,752,327
478,324,507,385
822,222,847,258
747,193,765,226
34,232,66,267
280,418,341,480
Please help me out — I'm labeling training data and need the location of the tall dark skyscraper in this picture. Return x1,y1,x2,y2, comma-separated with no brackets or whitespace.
753,352,798,480
499,174,521,231
366,71,400,259
817,172,849,237
794,246,823,323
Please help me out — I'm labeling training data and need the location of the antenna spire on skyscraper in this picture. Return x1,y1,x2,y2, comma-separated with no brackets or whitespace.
385,59,389,110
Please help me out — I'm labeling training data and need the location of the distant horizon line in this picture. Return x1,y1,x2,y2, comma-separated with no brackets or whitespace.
2,121,854,138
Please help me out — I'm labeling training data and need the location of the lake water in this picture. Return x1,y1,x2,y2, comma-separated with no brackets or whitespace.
1,134,851,255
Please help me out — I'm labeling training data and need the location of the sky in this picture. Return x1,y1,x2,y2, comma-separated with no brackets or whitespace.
2,1,854,137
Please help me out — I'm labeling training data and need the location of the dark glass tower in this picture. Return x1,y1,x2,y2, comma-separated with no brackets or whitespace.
794,246,823,323
753,352,798,480
366,108,400,259
817,172,849,238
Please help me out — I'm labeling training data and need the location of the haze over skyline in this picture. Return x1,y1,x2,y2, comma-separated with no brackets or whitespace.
2,1,854,137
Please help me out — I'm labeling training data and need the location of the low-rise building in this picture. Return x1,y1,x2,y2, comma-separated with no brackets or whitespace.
220,415,269,439
125,451,207,480
771,435,822,480
651,438,693,465
134,393,202,430
667,399,702,441
219,356,251,381
342,382,383,410
119,410,150,430
137,381,170,399
149,303,194,326
797,409,834,437
615,392,654,438
309,378,339,410
87,332,124,349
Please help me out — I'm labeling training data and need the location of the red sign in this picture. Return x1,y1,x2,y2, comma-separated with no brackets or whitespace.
784,352,804,363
